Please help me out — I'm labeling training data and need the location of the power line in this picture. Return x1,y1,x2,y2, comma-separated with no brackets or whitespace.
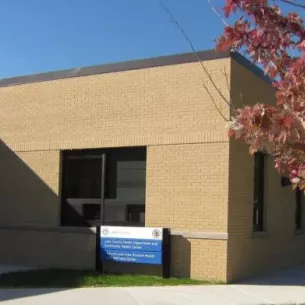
158,0,231,122
204,0,229,27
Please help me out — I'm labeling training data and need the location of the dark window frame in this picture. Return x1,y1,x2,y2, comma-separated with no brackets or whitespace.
60,147,146,227
295,187,303,231
253,152,265,232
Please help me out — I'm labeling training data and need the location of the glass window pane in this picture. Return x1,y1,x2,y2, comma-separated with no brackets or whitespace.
61,147,146,227
103,149,146,226
65,158,102,199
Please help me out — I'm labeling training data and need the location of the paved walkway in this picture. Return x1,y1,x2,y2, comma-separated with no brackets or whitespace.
0,265,304,304
0,284,304,305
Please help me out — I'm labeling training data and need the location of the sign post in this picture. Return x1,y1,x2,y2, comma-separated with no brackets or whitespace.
96,226,170,278
162,228,171,279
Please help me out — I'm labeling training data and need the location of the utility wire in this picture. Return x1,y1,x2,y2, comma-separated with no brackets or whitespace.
159,0,231,122
204,0,229,26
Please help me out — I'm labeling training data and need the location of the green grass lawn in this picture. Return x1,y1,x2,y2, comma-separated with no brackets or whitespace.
0,269,220,288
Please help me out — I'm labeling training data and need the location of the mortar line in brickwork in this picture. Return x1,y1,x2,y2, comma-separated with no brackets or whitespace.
11,140,230,153
12,148,60,153
147,140,229,148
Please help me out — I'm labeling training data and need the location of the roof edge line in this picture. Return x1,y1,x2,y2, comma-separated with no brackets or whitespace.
0,49,230,87
230,51,272,84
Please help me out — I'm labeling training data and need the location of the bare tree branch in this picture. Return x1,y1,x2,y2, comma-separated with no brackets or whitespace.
222,67,235,111
279,0,305,9
240,92,245,107
159,0,230,122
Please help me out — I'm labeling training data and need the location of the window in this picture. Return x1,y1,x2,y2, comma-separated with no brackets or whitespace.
64,156,102,199
281,176,291,187
253,152,265,232
61,147,146,227
295,188,303,230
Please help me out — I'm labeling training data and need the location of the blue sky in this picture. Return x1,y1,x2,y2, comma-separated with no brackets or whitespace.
0,0,228,78
0,0,302,78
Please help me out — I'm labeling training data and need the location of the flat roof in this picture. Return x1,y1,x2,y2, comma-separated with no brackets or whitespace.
0,49,270,87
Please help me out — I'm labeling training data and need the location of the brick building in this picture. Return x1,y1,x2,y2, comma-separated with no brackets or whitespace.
0,50,304,283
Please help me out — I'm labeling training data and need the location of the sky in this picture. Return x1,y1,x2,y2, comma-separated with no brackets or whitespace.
0,0,228,78
0,0,303,79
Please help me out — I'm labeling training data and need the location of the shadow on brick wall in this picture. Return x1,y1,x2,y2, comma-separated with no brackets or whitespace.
0,140,94,301
0,140,193,303
171,235,191,278
0,139,59,227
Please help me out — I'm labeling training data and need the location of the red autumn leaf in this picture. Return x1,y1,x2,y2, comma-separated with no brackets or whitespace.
218,0,305,190
283,115,294,128
228,129,235,137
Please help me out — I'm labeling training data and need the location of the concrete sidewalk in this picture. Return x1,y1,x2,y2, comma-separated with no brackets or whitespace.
0,265,304,304
0,284,304,305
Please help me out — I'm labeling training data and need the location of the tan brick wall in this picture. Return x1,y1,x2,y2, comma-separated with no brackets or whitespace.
146,143,229,281
0,58,230,152
0,58,231,280
227,60,305,282
189,238,227,281
146,143,229,232
170,235,192,278
0,227,96,269
168,236,228,281
0,142,60,226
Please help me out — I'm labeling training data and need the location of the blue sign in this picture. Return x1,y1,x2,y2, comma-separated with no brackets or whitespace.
100,226,163,265
101,249,162,265
101,238,162,252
